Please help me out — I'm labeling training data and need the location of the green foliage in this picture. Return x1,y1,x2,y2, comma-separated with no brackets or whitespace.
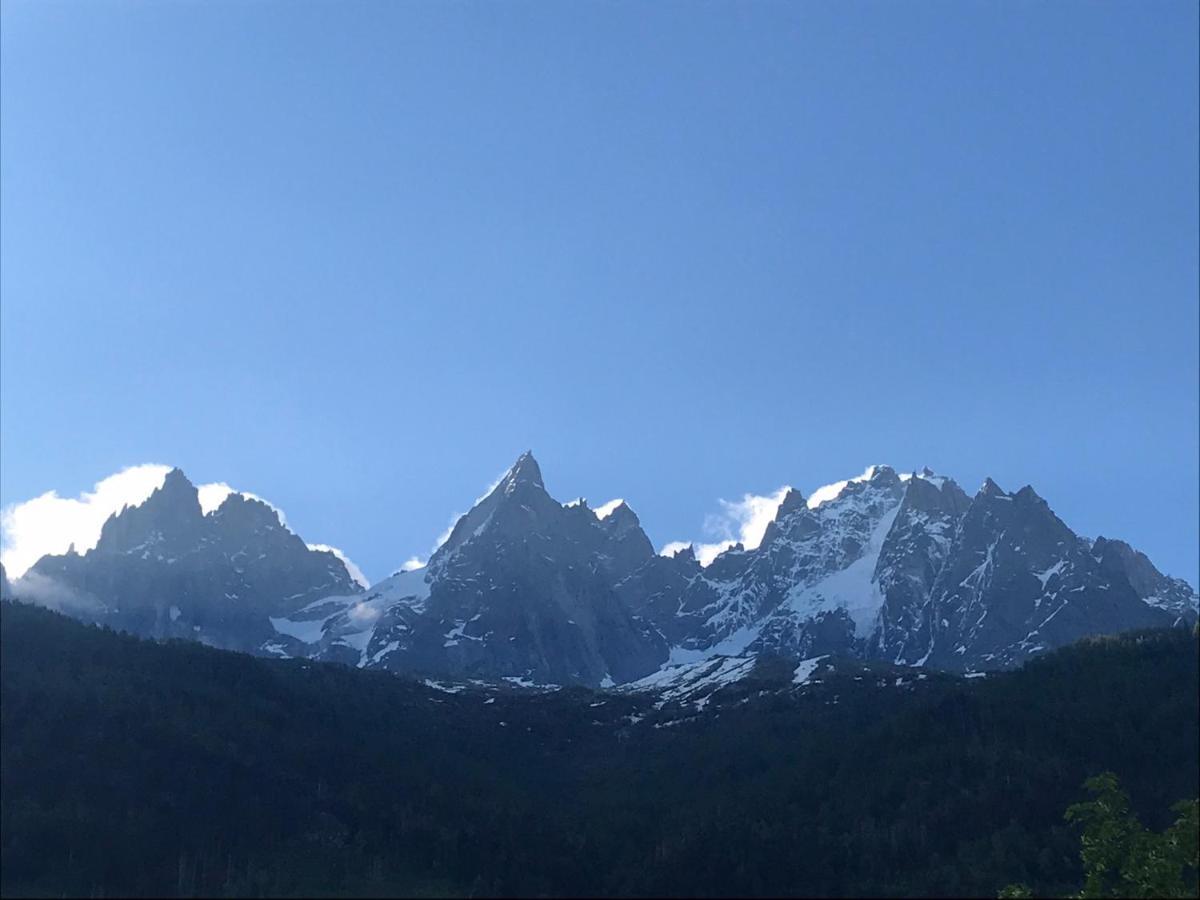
2,600,1198,898
1064,772,1198,898
998,884,1032,898
1000,774,1199,899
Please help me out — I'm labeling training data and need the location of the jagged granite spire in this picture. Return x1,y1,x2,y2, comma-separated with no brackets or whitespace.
17,468,361,652
433,451,559,558
349,451,667,686
505,450,544,490
94,467,204,556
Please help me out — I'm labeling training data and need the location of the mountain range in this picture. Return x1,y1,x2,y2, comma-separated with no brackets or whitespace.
6,452,1196,686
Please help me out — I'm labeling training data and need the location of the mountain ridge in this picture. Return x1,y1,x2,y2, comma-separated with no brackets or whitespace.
12,469,362,652
8,452,1197,685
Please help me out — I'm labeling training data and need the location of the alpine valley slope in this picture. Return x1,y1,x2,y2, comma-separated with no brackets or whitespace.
9,453,1197,686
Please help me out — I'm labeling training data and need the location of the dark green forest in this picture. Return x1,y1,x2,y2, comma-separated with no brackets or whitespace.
1,600,1197,898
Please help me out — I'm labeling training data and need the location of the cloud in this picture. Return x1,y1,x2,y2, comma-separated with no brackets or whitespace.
693,540,737,567
806,465,885,509
197,482,237,514
658,467,897,566
6,570,102,615
594,499,625,520
714,488,793,549
659,540,693,558
305,544,370,588
659,486,792,567
0,464,173,578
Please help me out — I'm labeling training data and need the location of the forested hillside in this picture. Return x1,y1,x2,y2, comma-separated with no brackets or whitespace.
2,600,1196,898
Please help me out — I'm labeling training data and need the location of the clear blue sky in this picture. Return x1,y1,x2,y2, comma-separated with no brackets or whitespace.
2,0,1197,585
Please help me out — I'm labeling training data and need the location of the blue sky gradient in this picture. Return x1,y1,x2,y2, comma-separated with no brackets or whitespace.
2,0,1197,584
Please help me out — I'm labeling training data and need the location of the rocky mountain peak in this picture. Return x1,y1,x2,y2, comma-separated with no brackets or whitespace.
774,487,807,519
599,500,639,530
432,452,562,559
503,451,544,491
863,464,902,486
978,477,1006,498
1093,537,1159,595
815,465,906,520
161,466,193,494
210,491,285,531
93,468,203,556
146,467,202,517
902,471,971,516
1013,485,1046,505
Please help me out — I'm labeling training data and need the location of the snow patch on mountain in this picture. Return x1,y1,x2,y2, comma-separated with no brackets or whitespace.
806,465,889,509
269,566,432,654
625,655,758,708
793,655,828,684
782,502,902,633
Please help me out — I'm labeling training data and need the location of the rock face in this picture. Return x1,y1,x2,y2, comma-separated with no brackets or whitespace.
12,469,361,652
272,453,667,685
883,480,1172,670
1091,536,1199,618
272,454,1196,684
9,454,1197,684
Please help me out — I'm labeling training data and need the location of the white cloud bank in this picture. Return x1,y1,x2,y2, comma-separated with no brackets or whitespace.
659,486,792,567
658,540,694,559
197,482,237,515
1,464,173,578
661,466,907,567
0,465,368,589
594,498,626,520
806,465,892,509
